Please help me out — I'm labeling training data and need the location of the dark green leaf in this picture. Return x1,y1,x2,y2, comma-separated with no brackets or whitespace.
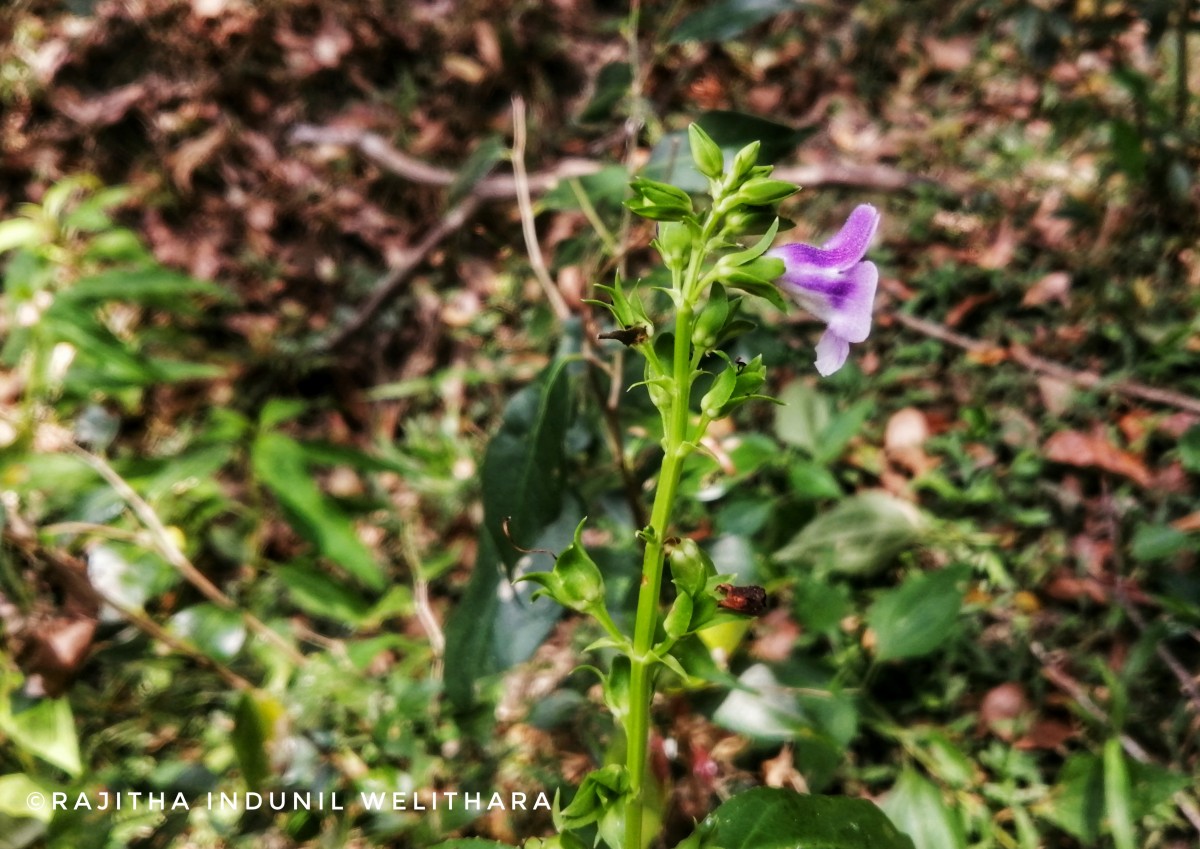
671,0,806,44
443,506,582,710
1180,424,1200,472
232,692,270,790
644,112,808,192
699,787,915,849
1042,754,1104,843
481,331,578,572
580,62,633,123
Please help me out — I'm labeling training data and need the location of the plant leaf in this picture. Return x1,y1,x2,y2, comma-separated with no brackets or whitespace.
698,787,915,849
868,565,968,662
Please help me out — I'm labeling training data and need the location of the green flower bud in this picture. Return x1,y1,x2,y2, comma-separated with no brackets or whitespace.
699,363,738,419
736,178,799,206
654,220,691,272
515,519,606,614
728,140,761,186
669,537,711,597
688,123,724,180
691,284,729,352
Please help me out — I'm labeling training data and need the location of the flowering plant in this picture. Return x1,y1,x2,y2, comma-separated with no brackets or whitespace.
438,125,909,849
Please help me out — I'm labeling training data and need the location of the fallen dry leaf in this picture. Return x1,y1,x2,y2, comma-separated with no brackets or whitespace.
1016,717,1075,751
1037,375,1075,416
1172,512,1200,533
884,407,938,476
922,36,974,72
762,745,806,792
979,682,1028,741
1042,429,1152,487
976,219,1017,270
1021,271,1071,308
945,292,996,327
54,82,147,126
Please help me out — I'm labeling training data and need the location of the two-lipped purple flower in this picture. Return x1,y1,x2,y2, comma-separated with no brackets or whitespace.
768,204,881,376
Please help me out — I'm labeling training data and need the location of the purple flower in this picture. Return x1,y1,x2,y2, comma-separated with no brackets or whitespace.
768,204,881,376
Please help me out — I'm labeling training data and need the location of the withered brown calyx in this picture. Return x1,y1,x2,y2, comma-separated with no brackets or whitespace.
715,583,768,616
598,325,648,347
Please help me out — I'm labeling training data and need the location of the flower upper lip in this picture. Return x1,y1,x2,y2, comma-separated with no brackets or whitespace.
767,204,881,376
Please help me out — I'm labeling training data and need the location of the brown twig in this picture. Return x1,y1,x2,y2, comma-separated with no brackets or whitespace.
511,96,571,322
288,124,600,199
890,311,1200,416
287,123,932,196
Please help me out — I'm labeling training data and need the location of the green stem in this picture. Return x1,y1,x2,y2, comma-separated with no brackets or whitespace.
622,213,722,849
623,302,692,849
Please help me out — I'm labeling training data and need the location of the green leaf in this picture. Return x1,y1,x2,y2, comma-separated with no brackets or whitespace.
879,769,966,849
0,774,53,823
429,841,516,849
540,165,630,213
450,135,506,204
671,0,806,44
867,565,968,662
1179,424,1200,472
169,603,246,661
1109,119,1146,180
1130,523,1195,562
787,459,843,500
443,506,583,710
1103,738,1135,849
251,431,385,589
581,62,633,123
719,271,787,311
1041,754,1104,843
231,691,271,790
774,493,924,576
480,338,577,573
699,787,914,849
0,696,82,776
258,397,309,429
277,564,372,625
0,218,48,254
713,664,805,740
815,399,873,464
773,380,832,454
59,267,226,306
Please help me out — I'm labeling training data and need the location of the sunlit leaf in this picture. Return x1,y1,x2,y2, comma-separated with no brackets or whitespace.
698,787,915,849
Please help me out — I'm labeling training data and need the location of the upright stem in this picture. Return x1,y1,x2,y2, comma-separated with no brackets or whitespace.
622,216,719,849
623,302,693,849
